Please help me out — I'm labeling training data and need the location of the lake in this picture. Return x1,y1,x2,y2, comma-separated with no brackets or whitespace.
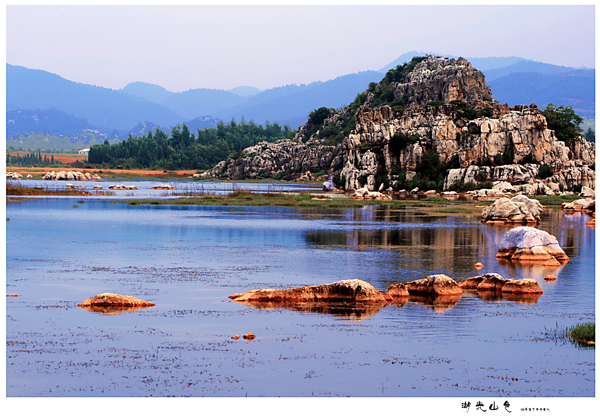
5,186,595,406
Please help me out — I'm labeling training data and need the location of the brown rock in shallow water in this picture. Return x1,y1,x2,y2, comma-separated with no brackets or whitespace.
500,278,543,294
474,262,484,270
229,279,392,304
406,274,463,296
243,333,256,341
544,275,558,282
387,283,410,298
78,293,155,311
459,273,505,290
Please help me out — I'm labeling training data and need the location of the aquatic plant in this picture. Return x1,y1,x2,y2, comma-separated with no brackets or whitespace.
543,322,595,347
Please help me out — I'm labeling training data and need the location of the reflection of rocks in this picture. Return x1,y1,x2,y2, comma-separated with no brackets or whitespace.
496,226,569,264
229,279,392,304
233,299,389,321
407,294,462,313
477,290,542,305
481,195,543,224
405,274,463,296
78,293,155,314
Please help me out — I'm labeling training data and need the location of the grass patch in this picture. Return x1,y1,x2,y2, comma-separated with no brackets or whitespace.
533,194,580,206
569,323,595,346
543,322,595,347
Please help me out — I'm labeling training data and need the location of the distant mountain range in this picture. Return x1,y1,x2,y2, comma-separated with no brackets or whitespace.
6,51,595,150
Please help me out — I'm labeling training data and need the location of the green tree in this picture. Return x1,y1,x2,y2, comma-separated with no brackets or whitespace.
541,104,583,150
584,127,595,143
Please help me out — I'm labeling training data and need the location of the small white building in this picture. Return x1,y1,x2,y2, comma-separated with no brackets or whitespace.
78,148,90,155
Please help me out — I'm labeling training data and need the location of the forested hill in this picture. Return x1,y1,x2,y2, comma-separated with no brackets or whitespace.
87,120,294,170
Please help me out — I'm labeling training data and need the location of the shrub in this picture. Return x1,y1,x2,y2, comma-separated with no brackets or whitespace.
538,163,553,179
493,153,503,166
389,132,420,156
332,174,346,190
502,149,514,165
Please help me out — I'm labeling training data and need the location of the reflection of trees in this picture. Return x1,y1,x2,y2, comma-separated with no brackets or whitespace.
306,225,484,281
304,206,591,284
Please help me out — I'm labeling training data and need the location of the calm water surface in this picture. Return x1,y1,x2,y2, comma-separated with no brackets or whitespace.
5,195,595,398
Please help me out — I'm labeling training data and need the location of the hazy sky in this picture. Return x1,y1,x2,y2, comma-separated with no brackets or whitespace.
5,4,596,92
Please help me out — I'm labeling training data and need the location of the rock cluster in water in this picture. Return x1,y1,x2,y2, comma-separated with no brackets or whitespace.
43,171,102,181
229,274,544,318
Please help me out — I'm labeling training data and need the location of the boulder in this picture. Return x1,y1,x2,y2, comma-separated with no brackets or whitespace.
579,186,595,198
495,226,569,263
405,274,463,296
561,198,595,214
229,279,392,304
481,194,543,224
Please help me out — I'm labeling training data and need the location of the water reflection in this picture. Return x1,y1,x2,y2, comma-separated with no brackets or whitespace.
78,305,154,315
233,300,389,321
233,290,530,320
304,206,592,284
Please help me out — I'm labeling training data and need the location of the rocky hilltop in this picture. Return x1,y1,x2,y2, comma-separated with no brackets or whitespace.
203,55,595,193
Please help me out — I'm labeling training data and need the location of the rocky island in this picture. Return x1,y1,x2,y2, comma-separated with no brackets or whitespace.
202,56,595,197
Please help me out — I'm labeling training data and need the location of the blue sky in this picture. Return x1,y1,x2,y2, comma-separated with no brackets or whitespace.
5,4,596,92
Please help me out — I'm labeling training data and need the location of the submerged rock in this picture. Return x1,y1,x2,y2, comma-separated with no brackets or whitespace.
78,293,155,313
495,226,569,264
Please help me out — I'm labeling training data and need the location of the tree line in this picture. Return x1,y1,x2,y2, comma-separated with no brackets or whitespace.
6,151,56,167
87,120,294,170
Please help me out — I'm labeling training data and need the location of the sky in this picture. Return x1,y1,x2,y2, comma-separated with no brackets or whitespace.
4,3,597,93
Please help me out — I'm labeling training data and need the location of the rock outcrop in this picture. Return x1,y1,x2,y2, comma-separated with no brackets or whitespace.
43,171,102,181
202,54,594,194
495,226,569,264
481,194,544,224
